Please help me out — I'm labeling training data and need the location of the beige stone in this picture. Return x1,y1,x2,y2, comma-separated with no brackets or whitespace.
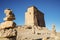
4,9,12,16
0,8,16,29
42,37,47,40
4,16,15,21
4,9,15,21
51,24,56,37
0,37,16,40
0,6,60,40
16,25,51,40
0,21,16,29
52,24,56,32
25,6,45,27
0,38,10,40
0,28,16,37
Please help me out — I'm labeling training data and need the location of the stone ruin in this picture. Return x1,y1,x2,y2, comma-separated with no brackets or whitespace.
0,9,16,40
0,6,60,40
25,6,45,27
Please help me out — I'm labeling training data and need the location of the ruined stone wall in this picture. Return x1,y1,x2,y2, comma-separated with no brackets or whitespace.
0,9,17,40
25,6,45,27
34,7,45,27
25,6,35,26
36,10,45,27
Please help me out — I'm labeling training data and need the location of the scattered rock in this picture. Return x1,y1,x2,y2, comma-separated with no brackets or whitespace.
0,28,16,38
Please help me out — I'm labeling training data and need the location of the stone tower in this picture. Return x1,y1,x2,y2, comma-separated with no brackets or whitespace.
25,6,45,27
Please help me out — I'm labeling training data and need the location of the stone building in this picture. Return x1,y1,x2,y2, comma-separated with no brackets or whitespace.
25,6,45,27
0,6,60,40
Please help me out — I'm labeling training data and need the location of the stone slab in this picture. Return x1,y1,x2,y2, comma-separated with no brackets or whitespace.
0,21,16,29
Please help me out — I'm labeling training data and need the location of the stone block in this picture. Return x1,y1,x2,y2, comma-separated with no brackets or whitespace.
0,28,16,37
4,9,12,16
4,16,15,21
0,21,16,29
0,38,10,40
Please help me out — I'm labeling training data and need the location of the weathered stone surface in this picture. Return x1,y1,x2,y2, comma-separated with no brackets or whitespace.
42,36,47,40
51,24,56,37
25,6,45,27
4,9,15,21
4,14,15,21
16,25,51,40
0,21,16,29
0,6,60,40
0,28,16,37
4,9,12,16
0,38,10,40
0,8,16,29
0,8,16,40
0,37,16,40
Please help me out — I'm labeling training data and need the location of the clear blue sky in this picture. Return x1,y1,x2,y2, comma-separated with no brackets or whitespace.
0,0,60,32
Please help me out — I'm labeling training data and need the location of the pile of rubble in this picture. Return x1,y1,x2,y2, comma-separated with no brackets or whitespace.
0,9,16,40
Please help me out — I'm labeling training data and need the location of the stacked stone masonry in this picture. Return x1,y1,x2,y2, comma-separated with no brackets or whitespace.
0,9,16,40
25,6,45,27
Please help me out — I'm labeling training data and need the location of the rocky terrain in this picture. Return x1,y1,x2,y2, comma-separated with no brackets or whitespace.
0,6,60,40
0,9,16,40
